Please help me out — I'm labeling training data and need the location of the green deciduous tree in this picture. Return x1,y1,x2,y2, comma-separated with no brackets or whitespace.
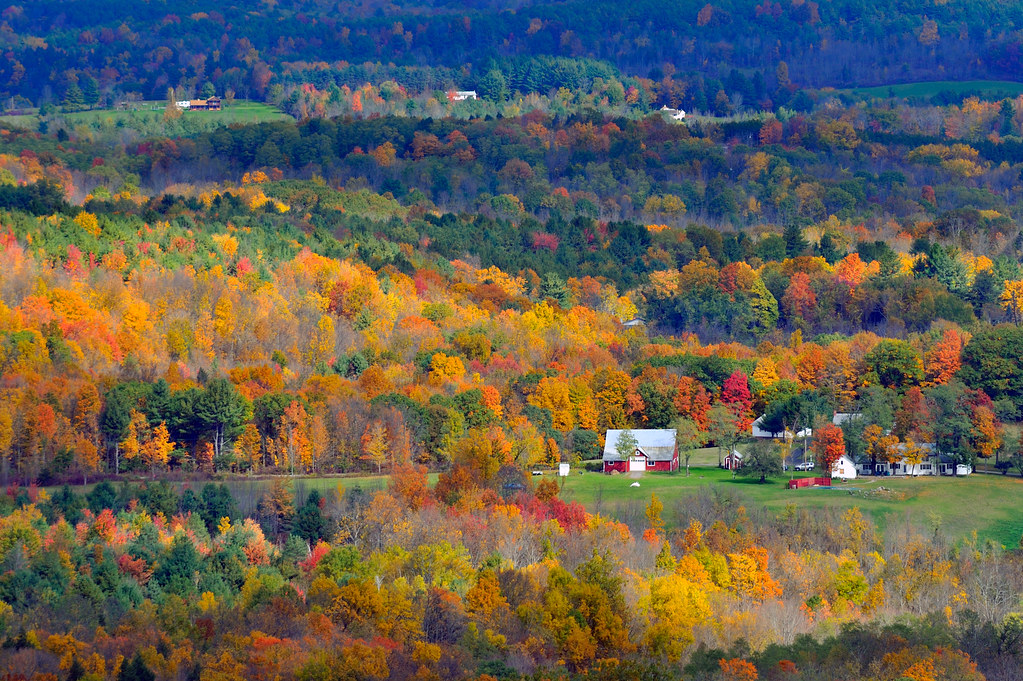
741,439,783,483
960,325,1023,409
672,416,705,477
864,340,923,391
615,429,638,463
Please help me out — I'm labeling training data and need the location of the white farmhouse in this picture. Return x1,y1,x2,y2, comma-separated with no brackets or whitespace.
831,453,857,480
659,105,686,121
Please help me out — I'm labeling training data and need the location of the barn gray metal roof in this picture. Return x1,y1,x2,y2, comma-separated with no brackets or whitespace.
603,429,677,462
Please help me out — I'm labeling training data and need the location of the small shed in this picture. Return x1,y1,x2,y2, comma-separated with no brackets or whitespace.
603,429,678,473
722,449,744,471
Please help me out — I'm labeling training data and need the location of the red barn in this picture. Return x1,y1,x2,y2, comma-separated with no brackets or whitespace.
603,429,678,473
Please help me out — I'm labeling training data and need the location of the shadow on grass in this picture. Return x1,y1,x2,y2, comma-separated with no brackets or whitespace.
727,476,792,487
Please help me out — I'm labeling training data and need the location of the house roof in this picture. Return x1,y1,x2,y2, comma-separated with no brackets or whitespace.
751,416,811,439
603,429,677,462
895,441,936,454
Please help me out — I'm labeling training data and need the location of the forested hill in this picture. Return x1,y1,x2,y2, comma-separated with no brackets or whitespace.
3,0,1023,107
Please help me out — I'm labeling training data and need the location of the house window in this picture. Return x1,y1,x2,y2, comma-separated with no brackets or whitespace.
647,459,656,467
920,464,932,471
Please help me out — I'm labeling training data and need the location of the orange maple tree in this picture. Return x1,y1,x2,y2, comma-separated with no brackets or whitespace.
811,423,845,475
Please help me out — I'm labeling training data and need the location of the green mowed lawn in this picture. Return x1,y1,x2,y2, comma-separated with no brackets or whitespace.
47,473,402,516
559,468,1023,547
68,101,291,125
0,113,37,128
219,474,399,513
47,467,1023,546
835,80,1023,99
0,101,290,129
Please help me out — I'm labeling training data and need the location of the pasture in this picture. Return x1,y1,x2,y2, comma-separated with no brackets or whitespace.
48,462,1023,547
834,79,1023,100
559,467,1023,547
0,100,290,132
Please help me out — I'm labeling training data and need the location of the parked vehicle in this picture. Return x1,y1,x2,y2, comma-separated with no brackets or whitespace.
794,461,815,471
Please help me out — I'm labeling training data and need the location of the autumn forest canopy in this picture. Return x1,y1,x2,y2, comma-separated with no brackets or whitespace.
4,0,1023,680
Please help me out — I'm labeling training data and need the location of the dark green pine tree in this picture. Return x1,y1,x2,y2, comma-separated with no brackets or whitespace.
783,222,808,257
477,69,507,102
101,387,132,475
62,83,85,112
81,76,100,108
155,534,201,596
539,272,571,308
194,378,248,461
117,653,155,681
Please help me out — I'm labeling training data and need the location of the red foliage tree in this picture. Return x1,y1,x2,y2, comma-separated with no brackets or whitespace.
811,423,845,476
721,371,754,431
674,376,712,430
781,271,817,322
894,387,932,441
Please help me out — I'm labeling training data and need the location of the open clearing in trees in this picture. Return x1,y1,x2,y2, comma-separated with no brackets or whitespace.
83,467,1023,548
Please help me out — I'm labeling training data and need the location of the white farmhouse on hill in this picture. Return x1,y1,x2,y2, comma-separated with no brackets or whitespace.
659,105,686,121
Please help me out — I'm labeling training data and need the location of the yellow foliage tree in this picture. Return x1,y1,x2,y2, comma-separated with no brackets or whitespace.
73,212,100,237
144,423,174,474
528,377,574,431
307,315,336,368
428,352,465,385
361,421,389,474
1000,280,1023,324
235,423,262,471
640,573,713,660
120,409,148,465
751,358,779,389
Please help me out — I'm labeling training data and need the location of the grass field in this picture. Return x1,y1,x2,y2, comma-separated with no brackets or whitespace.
681,446,725,467
219,474,399,514
48,464,1023,547
559,468,1023,547
677,112,770,125
0,101,291,130
833,80,1023,100
651,442,811,469
212,466,1023,547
